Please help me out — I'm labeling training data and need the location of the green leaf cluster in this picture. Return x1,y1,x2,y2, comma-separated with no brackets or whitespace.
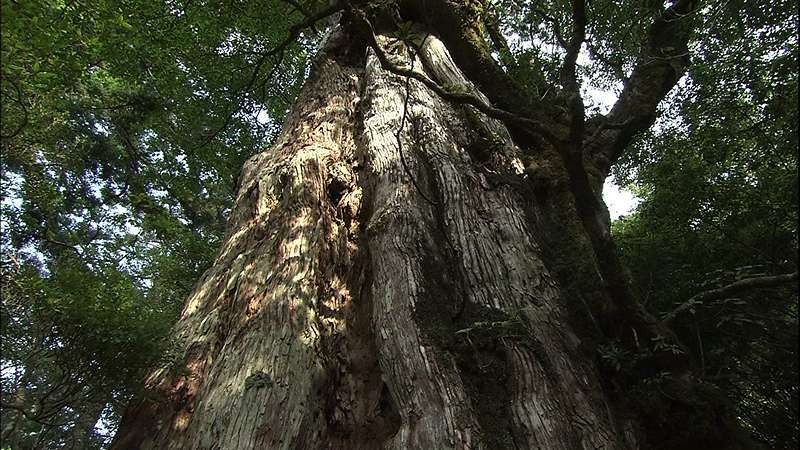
1,0,322,445
610,0,798,446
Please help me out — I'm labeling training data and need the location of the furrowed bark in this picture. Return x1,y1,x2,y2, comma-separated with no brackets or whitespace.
362,35,634,449
399,0,569,144
113,28,380,449
112,26,636,450
113,13,755,450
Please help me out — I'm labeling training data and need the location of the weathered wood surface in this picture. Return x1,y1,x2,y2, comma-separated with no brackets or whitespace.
111,29,636,450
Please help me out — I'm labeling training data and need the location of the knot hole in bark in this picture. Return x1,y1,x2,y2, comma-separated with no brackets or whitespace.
327,177,348,207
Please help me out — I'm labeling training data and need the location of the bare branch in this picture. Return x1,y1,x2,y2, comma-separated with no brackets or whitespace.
661,272,799,324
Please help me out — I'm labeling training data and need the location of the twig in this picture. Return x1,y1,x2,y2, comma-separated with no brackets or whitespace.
278,0,321,34
661,272,798,324
192,2,343,150
585,38,627,82
529,7,567,49
1,76,29,139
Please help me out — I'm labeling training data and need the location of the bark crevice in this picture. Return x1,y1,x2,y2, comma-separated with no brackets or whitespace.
113,17,749,450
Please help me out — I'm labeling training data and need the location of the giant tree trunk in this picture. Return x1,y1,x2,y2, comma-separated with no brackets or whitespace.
111,21,745,450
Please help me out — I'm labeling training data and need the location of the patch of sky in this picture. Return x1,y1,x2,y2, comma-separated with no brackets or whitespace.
603,177,639,220
125,222,142,236
199,169,215,184
89,182,104,199
577,45,623,115
165,0,185,17
193,88,210,99
67,213,87,224
175,153,189,171
20,242,48,271
150,188,169,199
256,109,271,125
94,404,117,443
217,29,252,57
1,360,22,383
93,121,111,136
102,203,130,217
1,171,24,209
150,149,165,163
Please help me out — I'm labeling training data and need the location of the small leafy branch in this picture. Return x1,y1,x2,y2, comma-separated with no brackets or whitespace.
598,334,684,373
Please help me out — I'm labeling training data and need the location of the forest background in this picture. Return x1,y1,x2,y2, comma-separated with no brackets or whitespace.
0,0,796,448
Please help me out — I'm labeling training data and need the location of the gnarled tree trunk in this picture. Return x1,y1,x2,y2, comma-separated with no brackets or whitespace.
111,15,748,450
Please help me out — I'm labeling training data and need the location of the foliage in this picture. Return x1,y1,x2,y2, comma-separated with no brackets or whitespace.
1,255,173,449
0,0,796,447
1,0,319,445
611,0,798,446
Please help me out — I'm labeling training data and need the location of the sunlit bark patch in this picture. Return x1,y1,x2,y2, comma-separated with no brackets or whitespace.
112,26,634,450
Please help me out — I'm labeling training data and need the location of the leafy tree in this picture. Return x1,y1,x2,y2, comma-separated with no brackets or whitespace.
0,0,796,448
611,2,798,445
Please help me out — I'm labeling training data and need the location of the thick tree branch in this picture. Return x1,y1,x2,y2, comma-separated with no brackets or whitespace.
559,0,586,92
544,0,655,352
400,0,567,143
661,272,798,324
347,5,562,145
559,0,587,153
483,7,515,69
586,0,698,176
